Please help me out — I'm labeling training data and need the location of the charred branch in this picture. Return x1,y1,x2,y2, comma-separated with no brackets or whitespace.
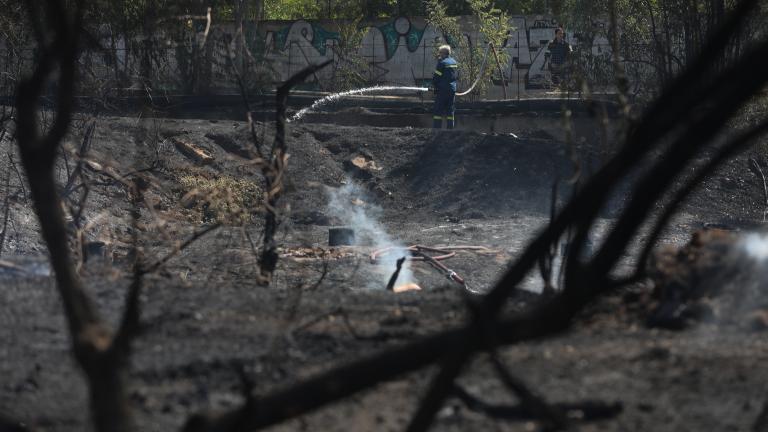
488,352,568,430
748,157,768,221
14,0,136,430
385,256,406,291
452,385,622,423
0,160,11,256
257,59,332,284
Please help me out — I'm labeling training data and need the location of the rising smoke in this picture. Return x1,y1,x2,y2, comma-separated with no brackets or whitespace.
742,233,768,261
325,180,416,289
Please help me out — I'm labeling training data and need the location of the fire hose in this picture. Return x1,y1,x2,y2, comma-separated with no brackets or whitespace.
455,43,492,97
370,245,496,293
454,42,507,98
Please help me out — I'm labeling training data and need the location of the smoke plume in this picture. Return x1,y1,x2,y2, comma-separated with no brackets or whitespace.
326,181,416,289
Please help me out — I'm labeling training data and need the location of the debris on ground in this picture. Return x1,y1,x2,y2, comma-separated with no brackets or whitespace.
647,227,768,329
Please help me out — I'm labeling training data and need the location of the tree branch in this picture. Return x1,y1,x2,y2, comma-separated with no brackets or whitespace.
258,59,332,284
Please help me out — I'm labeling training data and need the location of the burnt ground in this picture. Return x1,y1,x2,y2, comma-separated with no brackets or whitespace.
2,106,768,431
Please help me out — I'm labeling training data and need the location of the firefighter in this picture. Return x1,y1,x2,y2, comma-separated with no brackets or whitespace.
432,44,459,129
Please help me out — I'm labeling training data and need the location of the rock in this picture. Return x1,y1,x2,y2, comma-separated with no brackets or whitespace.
343,158,374,180
350,156,381,171
393,283,421,293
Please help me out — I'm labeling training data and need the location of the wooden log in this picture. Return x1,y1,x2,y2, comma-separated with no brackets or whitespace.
171,136,214,165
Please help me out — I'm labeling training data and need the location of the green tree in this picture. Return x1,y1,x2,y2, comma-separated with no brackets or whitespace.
265,0,323,19
561,0,768,99
467,0,510,97
425,0,510,98
330,17,370,90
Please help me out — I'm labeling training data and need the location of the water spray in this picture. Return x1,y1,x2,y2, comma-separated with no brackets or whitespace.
288,42,502,123
289,86,428,122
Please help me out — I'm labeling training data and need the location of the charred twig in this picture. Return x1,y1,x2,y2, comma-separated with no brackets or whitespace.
257,60,332,285
7,153,26,200
452,385,622,422
749,157,768,221
473,294,567,430
386,256,406,291
278,263,332,339
538,179,560,294
292,306,379,341
62,119,96,198
72,183,90,270
0,159,11,257
306,259,330,291
406,340,470,432
140,222,221,276
488,352,568,430
291,307,343,335
112,179,147,358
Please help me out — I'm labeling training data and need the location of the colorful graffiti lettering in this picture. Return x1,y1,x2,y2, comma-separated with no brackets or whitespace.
258,16,611,95
376,17,427,60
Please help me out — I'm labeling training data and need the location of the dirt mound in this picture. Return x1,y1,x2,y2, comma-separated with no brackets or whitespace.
282,125,593,223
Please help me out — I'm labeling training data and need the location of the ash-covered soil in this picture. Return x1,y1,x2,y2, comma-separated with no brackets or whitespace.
2,111,768,431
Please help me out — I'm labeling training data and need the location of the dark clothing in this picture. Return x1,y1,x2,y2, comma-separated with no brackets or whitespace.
432,56,459,92
433,91,456,129
548,39,571,66
432,56,459,129
547,38,572,86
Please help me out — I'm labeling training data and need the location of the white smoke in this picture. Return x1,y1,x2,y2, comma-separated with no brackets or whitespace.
325,181,416,289
742,233,768,261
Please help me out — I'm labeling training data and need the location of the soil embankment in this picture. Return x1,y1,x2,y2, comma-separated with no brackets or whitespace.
1,108,767,431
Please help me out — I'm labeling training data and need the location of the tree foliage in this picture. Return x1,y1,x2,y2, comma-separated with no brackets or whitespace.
467,0,510,96
561,0,768,98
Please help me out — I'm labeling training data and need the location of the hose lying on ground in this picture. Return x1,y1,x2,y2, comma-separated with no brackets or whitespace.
370,245,498,292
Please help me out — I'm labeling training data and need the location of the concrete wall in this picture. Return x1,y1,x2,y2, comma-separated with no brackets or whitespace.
256,16,612,98
0,15,614,99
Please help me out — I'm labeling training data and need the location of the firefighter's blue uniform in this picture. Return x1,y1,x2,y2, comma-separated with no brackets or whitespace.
432,56,458,129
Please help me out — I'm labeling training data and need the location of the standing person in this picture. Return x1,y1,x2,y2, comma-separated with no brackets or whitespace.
547,27,572,86
432,45,459,129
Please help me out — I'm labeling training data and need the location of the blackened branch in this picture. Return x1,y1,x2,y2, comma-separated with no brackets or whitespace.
258,59,332,284
452,385,622,422
386,256,406,291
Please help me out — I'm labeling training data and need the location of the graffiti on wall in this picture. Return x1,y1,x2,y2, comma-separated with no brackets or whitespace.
5,15,612,96
258,16,612,94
